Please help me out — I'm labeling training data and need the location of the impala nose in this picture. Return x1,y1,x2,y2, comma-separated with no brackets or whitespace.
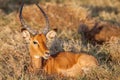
45,50,50,54
45,52,49,55
44,51,50,59
45,51,50,56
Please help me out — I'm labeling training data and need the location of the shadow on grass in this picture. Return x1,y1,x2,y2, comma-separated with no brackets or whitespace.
0,0,65,14
0,0,43,14
82,5,119,17
90,6,120,25
81,5,120,24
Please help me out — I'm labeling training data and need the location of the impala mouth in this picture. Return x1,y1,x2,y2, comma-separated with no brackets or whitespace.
43,54,50,59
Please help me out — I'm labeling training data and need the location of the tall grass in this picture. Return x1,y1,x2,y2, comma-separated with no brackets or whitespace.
0,0,120,80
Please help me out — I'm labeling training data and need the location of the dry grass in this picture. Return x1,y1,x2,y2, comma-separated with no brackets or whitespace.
0,0,120,80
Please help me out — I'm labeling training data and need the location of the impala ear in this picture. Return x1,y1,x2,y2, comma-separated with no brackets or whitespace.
46,29,57,40
21,29,31,43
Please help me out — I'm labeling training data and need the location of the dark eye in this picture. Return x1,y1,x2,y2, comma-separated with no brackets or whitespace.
33,41,38,44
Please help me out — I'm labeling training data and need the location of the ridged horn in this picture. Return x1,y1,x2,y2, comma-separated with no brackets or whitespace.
36,3,50,35
19,3,37,35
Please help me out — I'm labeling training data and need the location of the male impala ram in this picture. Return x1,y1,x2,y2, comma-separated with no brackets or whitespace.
19,3,98,77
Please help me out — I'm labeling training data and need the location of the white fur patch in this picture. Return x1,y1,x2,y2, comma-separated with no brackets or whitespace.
33,55,40,59
43,54,50,60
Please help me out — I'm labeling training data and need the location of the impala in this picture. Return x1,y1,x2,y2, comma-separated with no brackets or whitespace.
19,3,98,77
79,20,120,44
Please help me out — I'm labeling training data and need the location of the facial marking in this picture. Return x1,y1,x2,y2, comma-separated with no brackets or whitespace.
34,55,40,59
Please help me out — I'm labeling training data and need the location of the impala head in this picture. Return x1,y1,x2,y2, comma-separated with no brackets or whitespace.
19,3,57,59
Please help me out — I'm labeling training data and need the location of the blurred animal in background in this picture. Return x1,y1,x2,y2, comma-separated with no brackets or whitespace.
78,19,120,44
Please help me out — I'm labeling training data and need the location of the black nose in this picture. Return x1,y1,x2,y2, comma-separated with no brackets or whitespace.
45,52,50,55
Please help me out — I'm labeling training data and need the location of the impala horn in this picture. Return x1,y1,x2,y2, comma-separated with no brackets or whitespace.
36,3,50,35
19,3,37,36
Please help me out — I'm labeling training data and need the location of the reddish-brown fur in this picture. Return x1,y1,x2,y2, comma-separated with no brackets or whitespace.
19,3,98,77
28,33,98,77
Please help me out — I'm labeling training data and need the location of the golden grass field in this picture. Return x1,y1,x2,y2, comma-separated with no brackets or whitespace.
0,0,120,80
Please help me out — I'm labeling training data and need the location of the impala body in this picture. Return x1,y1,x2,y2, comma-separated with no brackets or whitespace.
19,3,98,77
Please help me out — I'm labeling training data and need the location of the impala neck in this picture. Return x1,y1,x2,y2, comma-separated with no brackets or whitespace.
30,56,41,69
30,54,48,70
29,45,49,72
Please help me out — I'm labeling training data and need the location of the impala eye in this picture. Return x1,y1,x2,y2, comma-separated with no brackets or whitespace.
33,41,38,44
